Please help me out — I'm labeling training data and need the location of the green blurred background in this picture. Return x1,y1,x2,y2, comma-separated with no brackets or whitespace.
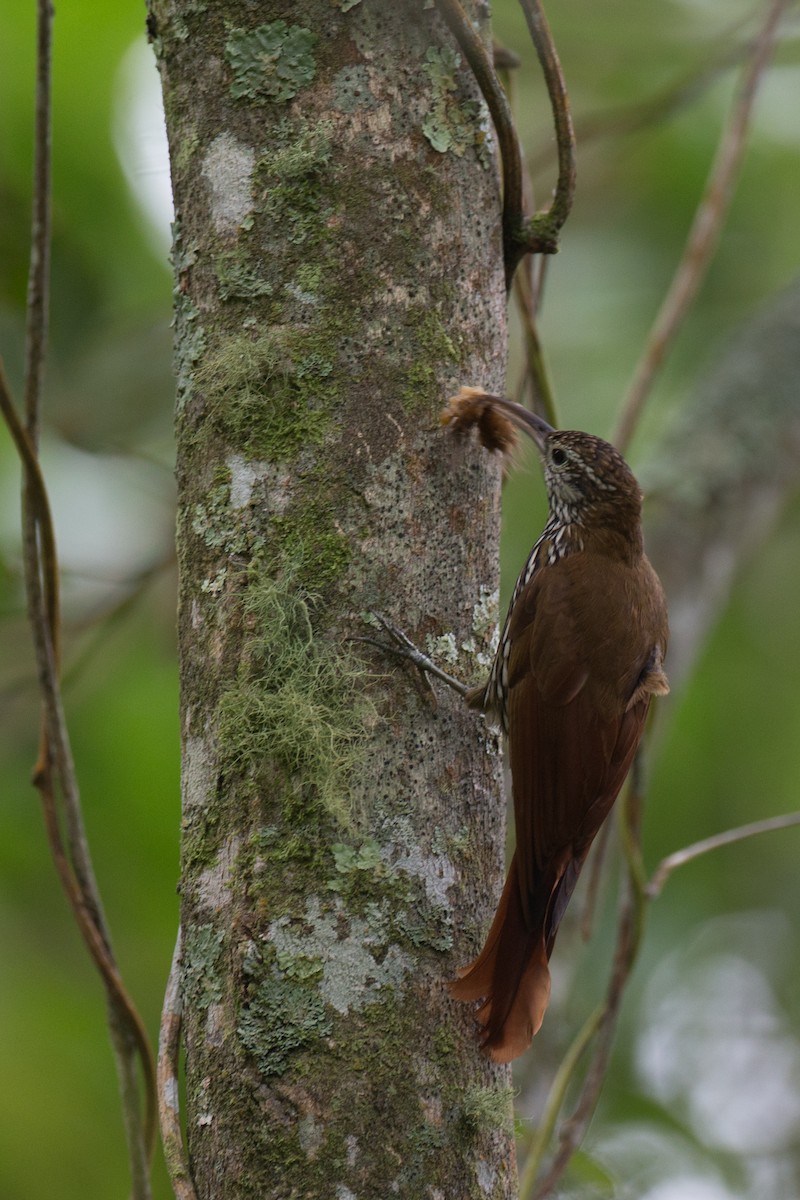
1,1,799,1197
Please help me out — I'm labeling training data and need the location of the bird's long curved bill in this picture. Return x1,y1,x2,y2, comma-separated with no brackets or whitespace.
476,393,554,453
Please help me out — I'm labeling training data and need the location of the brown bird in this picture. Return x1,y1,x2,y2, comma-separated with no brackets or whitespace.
444,389,669,1063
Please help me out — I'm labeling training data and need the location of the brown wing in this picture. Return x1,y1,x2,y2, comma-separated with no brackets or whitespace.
506,552,667,930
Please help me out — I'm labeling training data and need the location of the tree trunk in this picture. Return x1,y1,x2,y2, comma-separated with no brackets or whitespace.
150,1,513,1195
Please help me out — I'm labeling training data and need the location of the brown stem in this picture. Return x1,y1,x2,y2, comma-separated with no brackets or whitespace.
23,0,53,447
0,363,157,1193
512,263,559,425
580,813,614,942
8,3,158,1181
613,0,789,453
511,0,577,273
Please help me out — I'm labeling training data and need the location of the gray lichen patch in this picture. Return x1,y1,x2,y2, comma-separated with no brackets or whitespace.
225,21,317,104
227,453,265,509
174,293,206,411
201,133,255,235
332,63,376,113
390,843,456,911
238,962,332,1077
270,896,412,1016
183,923,225,1010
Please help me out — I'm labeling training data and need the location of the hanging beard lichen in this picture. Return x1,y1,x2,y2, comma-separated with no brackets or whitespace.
215,565,377,828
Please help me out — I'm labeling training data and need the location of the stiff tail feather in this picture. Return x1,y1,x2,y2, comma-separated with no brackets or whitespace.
449,852,554,1063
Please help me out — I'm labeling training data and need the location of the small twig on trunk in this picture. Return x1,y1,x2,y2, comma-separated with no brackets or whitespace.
357,613,470,698
159,928,199,1200
614,0,789,453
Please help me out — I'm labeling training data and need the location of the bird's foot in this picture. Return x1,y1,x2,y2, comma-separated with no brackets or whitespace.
357,612,469,699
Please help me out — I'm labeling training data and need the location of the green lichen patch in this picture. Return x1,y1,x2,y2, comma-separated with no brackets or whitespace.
182,923,225,1010
257,121,334,249
458,1085,515,1137
402,307,461,412
328,838,383,887
215,569,376,827
421,46,489,165
196,329,332,462
238,945,332,1077
225,21,317,105
267,498,351,594
215,251,273,301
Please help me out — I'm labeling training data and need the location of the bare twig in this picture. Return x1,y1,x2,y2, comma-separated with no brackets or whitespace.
521,755,800,1192
614,0,789,453
23,0,53,447
529,774,648,1199
434,0,523,287
517,1004,604,1198
159,928,199,1200
648,812,800,898
436,0,576,284
512,261,559,426
512,0,577,273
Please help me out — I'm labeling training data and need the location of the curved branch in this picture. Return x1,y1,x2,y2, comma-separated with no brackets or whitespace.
512,0,576,272
434,0,524,288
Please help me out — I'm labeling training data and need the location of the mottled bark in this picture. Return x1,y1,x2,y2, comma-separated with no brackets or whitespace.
150,1,512,1196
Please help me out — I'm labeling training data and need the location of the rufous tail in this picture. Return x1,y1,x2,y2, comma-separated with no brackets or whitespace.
449,851,555,1063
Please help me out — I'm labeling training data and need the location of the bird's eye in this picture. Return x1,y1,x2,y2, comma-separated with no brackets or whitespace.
551,447,568,467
